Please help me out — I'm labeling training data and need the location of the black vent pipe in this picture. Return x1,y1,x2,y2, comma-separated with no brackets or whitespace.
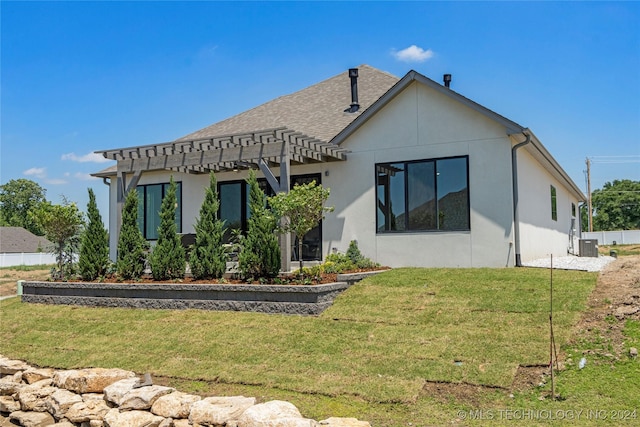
345,68,360,113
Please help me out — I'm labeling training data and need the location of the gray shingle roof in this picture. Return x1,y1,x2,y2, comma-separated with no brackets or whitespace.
176,64,400,143
0,227,52,253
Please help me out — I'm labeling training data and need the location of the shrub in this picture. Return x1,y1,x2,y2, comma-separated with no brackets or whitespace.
78,188,110,281
116,189,148,280
150,177,186,280
190,172,227,279
238,170,281,280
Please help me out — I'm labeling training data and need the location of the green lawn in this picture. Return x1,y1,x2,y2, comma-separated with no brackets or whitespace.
2,267,637,426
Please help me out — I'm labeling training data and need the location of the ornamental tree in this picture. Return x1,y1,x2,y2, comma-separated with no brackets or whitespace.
149,177,186,280
32,197,84,280
190,172,227,279
117,188,148,280
78,188,110,280
269,180,333,271
238,170,280,280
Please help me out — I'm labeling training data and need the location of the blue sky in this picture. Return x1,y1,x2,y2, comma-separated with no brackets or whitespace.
2,1,639,226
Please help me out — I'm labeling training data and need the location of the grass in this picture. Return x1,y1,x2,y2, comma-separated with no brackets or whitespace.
599,244,640,257
2,267,637,425
0,265,51,296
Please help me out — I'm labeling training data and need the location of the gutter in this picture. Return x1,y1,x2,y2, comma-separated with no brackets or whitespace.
512,130,531,267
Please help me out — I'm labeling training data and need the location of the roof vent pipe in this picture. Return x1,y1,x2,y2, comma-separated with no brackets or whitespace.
443,74,452,88
345,68,360,113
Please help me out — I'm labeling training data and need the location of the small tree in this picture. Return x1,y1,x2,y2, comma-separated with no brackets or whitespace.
32,197,84,280
190,172,227,280
269,180,333,271
78,188,110,281
149,177,186,280
238,170,280,280
117,188,147,280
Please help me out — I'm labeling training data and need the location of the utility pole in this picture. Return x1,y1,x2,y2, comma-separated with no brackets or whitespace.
586,157,593,232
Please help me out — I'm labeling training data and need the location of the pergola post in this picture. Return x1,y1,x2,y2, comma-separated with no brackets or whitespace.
278,139,291,273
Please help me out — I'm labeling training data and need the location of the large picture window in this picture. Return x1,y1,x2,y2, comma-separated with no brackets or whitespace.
218,173,322,261
376,156,469,232
136,182,182,240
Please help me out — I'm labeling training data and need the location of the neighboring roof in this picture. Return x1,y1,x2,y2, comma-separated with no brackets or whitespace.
0,227,52,253
177,64,400,143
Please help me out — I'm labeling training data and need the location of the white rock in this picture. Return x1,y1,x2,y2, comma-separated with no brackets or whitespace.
0,395,20,413
120,385,175,411
104,378,141,405
151,391,201,418
172,419,191,427
236,400,317,427
23,368,55,385
9,410,55,427
17,384,58,412
54,422,76,427
65,399,111,423
104,408,165,427
158,418,173,427
189,396,256,426
0,380,24,396
319,418,371,427
46,388,83,420
0,357,32,375
56,368,136,394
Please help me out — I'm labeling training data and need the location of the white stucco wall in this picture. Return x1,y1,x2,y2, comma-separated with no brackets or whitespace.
516,149,580,261
324,81,516,267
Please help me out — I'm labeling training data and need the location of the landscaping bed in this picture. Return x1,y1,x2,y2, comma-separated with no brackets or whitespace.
19,270,387,315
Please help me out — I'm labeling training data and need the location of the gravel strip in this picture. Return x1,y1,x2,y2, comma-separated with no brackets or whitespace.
522,255,617,272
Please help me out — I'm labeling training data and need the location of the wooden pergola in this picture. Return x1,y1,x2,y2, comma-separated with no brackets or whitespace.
96,126,348,271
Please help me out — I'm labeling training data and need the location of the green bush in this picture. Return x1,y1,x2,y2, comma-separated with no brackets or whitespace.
78,188,110,281
116,189,148,280
238,170,281,280
150,177,186,281
190,173,227,279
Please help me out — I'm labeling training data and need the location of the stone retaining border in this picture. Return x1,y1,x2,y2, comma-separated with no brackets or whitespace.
20,282,350,316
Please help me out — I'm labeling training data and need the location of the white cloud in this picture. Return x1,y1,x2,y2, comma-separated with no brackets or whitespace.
23,167,47,179
392,45,434,63
44,178,68,185
62,152,111,163
73,172,98,181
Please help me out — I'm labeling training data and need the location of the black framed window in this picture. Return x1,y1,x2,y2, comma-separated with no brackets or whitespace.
218,173,322,260
136,182,182,240
376,156,469,232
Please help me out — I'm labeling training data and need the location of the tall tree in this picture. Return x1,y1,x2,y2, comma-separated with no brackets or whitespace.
149,177,186,280
78,188,110,280
32,197,84,280
269,180,333,271
0,178,47,235
238,170,281,280
190,172,227,280
592,179,640,231
117,189,148,280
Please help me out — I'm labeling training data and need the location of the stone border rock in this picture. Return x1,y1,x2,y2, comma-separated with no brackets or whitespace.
20,281,352,316
0,355,370,427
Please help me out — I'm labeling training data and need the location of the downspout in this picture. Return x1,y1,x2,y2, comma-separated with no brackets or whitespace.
512,130,531,267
